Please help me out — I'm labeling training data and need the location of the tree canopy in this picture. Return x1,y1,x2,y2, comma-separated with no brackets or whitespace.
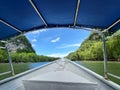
0,35,59,63
67,30,120,61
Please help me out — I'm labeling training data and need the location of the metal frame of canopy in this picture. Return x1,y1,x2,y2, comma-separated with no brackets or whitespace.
0,41,15,76
0,0,120,81
0,22,119,80
0,0,120,35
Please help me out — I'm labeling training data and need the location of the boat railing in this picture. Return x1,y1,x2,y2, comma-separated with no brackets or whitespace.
0,41,15,77
102,33,120,82
0,71,12,76
107,73,120,80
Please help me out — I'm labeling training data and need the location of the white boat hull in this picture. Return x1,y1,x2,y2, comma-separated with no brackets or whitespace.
0,59,120,90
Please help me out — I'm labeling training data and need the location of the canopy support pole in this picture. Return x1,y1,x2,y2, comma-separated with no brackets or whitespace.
0,19,22,33
74,0,80,27
103,19,120,33
29,0,48,27
102,33,108,79
75,27,102,34
6,44,15,76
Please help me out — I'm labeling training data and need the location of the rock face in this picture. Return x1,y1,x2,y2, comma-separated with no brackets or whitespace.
6,35,35,53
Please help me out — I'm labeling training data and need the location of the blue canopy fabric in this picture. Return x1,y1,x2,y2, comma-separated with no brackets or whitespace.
0,0,120,40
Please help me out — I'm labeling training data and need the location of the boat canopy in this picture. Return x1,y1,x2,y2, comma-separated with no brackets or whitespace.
0,0,120,40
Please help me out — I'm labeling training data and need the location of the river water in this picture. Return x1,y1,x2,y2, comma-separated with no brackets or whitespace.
29,62,49,69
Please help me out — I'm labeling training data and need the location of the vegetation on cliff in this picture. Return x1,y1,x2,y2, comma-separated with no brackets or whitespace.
67,30,120,61
0,35,58,63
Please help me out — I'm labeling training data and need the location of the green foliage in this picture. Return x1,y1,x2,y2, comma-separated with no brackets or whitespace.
87,32,102,41
0,52,58,63
9,52,58,63
67,30,120,61
0,49,7,62
106,36,120,61
10,35,35,53
0,35,59,63
67,52,80,61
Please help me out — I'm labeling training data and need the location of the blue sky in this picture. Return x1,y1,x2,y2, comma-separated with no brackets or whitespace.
25,28,90,57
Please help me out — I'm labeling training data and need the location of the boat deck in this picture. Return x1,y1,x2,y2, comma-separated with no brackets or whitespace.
0,59,120,90
29,70,93,83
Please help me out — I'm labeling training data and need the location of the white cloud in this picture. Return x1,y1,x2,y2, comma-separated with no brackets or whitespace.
32,44,36,47
46,51,74,58
31,29,47,34
58,43,81,48
32,39,37,42
51,37,60,43
31,31,40,34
